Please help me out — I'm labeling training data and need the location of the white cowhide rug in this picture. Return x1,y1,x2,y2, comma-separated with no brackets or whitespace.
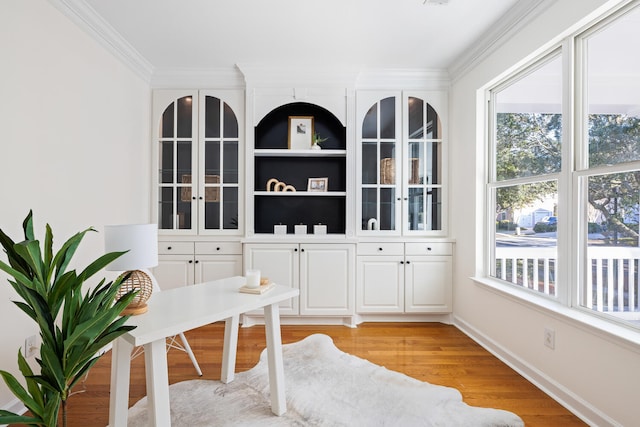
128,334,524,426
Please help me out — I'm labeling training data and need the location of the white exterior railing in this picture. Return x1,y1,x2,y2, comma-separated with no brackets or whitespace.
494,246,640,315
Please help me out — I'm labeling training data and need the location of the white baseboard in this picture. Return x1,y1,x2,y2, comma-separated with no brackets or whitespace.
240,313,453,328
453,315,620,427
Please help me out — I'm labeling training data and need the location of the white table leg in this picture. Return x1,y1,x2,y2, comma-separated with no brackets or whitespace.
109,338,134,427
221,314,239,383
264,302,287,416
143,339,171,427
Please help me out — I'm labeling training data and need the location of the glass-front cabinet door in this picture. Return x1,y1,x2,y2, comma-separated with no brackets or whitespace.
404,96,443,233
357,91,447,236
153,90,243,235
158,93,197,231
360,94,401,233
199,94,240,232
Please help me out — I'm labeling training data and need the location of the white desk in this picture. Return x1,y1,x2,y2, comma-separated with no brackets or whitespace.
108,276,299,427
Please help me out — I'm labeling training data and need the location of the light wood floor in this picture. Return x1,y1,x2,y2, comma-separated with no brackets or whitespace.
57,322,586,426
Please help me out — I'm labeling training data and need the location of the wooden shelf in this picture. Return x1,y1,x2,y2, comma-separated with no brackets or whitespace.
254,191,347,197
254,149,346,157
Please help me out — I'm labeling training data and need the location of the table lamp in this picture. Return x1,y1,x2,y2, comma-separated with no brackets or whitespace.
104,224,158,315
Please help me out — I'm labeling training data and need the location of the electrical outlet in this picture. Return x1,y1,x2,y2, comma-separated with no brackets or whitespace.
544,328,555,350
24,334,39,358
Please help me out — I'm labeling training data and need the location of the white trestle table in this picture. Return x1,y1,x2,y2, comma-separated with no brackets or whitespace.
108,276,299,427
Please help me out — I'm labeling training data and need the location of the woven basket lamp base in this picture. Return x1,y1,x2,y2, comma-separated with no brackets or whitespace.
117,270,153,316
121,302,149,316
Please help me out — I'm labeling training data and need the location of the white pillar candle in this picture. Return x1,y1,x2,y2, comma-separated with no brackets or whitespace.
245,269,261,288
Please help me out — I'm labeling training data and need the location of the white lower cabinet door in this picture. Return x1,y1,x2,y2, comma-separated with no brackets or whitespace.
356,256,404,313
243,244,299,315
404,255,452,313
153,255,196,290
195,255,242,283
300,244,355,316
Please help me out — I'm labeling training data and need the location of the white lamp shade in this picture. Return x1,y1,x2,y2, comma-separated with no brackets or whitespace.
104,224,158,271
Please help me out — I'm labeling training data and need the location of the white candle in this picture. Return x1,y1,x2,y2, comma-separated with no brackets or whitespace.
245,269,261,288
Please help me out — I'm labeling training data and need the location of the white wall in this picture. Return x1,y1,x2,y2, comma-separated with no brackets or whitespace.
0,0,150,410
450,0,640,426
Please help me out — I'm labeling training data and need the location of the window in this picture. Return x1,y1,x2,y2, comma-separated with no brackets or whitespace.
489,54,562,297
577,4,640,318
486,2,640,327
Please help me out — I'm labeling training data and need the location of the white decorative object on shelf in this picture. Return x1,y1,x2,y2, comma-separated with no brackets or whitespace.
314,224,327,235
295,224,307,235
274,225,287,235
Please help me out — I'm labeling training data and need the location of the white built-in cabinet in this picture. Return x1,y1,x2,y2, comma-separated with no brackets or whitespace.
243,243,355,316
153,241,243,290
357,242,452,313
150,83,452,324
151,89,244,290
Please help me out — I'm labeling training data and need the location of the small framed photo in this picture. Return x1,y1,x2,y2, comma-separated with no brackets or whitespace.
307,177,328,192
288,116,314,150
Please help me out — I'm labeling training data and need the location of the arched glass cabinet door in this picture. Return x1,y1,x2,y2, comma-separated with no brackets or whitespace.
359,93,445,235
361,96,401,232
200,95,239,232
158,95,196,231
157,93,240,233
405,96,443,233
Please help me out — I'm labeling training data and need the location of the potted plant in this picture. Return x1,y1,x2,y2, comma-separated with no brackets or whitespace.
312,132,328,150
0,211,137,427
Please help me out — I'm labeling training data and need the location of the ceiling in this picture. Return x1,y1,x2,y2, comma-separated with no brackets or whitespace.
64,0,539,78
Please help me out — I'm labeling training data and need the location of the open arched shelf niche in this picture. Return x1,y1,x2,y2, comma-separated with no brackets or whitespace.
253,102,347,235
255,102,346,150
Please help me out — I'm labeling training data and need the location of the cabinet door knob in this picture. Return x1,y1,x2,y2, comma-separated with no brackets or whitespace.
406,260,411,264
397,197,401,201
167,246,172,250
294,248,298,252
427,247,432,251
188,260,193,264
378,247,383,251
199,196,203,200
301,248,305,252
400,261,404,264
195,260,199,264
192,196,196,200
216,247,221,251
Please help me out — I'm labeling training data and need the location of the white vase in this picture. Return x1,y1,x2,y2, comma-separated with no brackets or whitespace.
311,143,321,150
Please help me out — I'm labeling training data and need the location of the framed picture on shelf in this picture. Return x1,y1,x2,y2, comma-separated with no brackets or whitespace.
288,116,314,150
307,177,328,192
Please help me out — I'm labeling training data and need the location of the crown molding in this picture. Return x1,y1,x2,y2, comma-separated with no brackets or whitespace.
448,0,556,83
151,67,245,89
356,68,450,90
237,63,363,88
48,0,154,83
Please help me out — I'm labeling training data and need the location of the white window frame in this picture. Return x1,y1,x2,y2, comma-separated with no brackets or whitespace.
480,0,640,334
486,49,565,302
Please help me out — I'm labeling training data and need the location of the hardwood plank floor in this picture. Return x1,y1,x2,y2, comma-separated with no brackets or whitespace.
56,322,586,426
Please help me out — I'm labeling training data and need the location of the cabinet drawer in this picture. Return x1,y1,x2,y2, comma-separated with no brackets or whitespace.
405,242,452,256
357,243,404,256
158,242,194,255
195,241,243,255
